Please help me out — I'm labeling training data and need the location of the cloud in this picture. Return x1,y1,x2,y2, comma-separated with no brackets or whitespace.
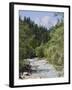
35,16,57,29
35,17,40,26
41,16,49,25
41,16,51,29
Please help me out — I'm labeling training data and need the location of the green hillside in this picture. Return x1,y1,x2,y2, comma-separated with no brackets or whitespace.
44,23,64,70
19,17,50,59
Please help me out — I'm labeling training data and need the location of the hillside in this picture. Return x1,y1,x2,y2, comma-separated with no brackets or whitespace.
19,17,50,59
44,23,64,71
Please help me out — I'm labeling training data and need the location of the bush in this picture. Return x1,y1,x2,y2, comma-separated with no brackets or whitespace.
44,46,56,63
44,45,64,68
19,45,36,59
35,45,44,58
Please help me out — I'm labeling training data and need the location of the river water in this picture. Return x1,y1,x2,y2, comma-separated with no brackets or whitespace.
22,58,63,79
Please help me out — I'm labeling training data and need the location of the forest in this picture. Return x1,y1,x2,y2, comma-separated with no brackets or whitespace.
19,14,64,78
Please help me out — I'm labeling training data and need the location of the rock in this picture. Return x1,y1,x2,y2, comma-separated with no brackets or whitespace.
23,72,31,76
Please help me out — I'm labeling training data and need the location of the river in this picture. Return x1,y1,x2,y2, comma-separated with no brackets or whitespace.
21,58,63,79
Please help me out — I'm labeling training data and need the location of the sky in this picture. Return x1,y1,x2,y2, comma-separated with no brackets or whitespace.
19,10,63,29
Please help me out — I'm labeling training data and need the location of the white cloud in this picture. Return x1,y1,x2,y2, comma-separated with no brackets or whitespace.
35,16,57,29
35,17,40,26
41,16,57,29
41,16,49,26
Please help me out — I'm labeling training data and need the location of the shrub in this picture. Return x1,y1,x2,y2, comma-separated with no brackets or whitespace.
35,45,44,58
44,45,64,69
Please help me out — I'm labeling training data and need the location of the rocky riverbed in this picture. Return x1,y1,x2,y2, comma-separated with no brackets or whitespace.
20,58,64,79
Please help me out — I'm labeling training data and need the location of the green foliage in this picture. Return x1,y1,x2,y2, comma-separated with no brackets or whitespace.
35,44,44,58
44,23,64,70
19,16,50,60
